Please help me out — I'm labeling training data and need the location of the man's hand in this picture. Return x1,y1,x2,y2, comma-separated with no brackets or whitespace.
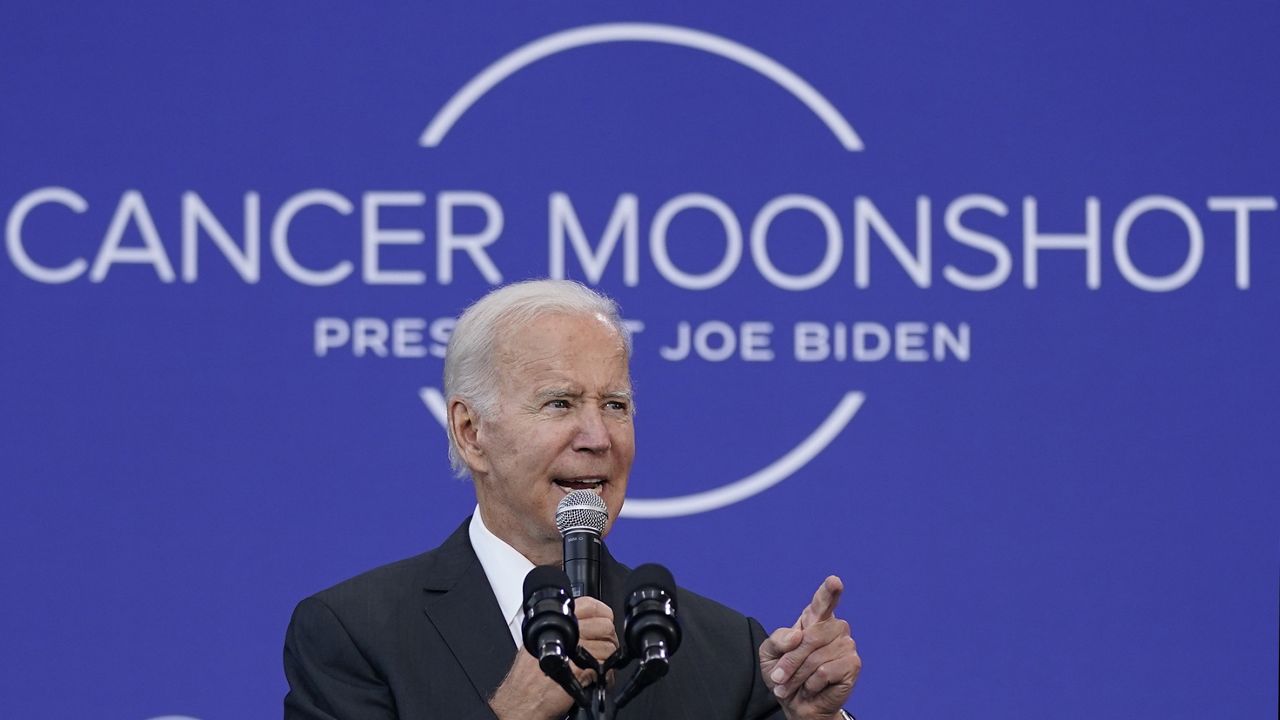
489,649,575,720
759,576,861,720
489,596,620,720
574,596,621,673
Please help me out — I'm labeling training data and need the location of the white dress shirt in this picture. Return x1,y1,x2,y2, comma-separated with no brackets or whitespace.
468,505,536,648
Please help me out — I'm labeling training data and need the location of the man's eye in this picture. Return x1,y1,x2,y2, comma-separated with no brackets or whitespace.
605,401,629,412
547,399,571,409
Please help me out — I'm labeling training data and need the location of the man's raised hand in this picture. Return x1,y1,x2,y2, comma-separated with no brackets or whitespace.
758,576,861,720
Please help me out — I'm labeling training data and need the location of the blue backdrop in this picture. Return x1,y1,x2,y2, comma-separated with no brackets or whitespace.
2,3,1277,718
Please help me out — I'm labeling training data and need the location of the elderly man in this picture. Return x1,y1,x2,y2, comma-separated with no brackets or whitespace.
284,280,861,720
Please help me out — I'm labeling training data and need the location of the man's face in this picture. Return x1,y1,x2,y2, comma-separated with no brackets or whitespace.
470,311,634,558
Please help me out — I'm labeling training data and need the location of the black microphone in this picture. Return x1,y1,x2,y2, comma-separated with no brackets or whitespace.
615,563,682,709
520,565,588,707
556,490,607,598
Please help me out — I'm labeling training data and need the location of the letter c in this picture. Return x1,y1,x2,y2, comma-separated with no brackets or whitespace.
6,187,89,283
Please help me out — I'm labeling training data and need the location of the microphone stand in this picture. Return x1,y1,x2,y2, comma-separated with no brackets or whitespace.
563,646,614,720
550,643,668,720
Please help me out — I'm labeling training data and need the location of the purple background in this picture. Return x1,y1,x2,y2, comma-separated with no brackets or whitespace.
2,3,1277,718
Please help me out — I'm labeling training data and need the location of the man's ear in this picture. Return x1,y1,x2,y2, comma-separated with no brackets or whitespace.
449,398,488,474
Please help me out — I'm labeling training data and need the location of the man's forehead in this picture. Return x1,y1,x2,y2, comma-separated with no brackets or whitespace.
503,355,633,392
491,315,629,387
494,312,628,358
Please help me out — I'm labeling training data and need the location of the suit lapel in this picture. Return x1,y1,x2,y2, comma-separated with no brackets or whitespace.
601,545,646,698
422,520,517,705
601,543,630,640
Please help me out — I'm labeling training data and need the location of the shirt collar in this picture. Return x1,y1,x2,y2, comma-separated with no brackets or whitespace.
468,505,536,644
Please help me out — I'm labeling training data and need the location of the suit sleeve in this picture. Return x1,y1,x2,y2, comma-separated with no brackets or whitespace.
283,595,399,720
744,617,786,720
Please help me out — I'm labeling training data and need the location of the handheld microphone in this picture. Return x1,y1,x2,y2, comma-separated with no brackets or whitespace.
520,565,588,707
556,490,608,598
615,563,681,709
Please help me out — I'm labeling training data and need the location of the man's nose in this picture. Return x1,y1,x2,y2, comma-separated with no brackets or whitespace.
573,406,612,453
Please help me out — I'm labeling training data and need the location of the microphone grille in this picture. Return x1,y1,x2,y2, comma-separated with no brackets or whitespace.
555,490,608,536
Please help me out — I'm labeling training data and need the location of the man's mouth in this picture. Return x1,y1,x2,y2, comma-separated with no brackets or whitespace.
553,477,606,493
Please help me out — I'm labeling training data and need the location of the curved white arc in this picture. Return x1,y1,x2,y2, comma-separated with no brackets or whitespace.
420,23,864,151
620,391,865,519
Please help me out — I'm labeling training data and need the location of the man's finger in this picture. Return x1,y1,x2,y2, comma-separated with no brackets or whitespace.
777,631,855,698
576,616,617,639
759,627,802,663
801,654,858,696
577,614,620,663
570,664,598,688
573,596,615,622
795,575,844,630
768,618,849,689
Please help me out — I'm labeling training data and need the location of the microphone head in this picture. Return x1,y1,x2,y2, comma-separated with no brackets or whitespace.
555,490,608,537
624,563,678,610
521,565,577,660
523,564,572,600
623,563,681,658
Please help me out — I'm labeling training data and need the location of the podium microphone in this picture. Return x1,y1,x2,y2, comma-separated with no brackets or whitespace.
521,565,588,707
556,490,607,598
615,563,682,709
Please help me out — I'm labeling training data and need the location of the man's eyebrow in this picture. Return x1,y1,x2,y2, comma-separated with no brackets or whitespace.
532,387,633,403
533,387,581,401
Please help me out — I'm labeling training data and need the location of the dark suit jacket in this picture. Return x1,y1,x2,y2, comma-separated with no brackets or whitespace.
284,518,783,719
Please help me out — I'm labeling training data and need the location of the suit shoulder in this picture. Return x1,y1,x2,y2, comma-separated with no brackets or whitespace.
678,583,749,619
676,583,764,638
302,520,473,614
309,550,437,607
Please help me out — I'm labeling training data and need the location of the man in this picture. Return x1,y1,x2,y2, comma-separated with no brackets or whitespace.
284,280,861,719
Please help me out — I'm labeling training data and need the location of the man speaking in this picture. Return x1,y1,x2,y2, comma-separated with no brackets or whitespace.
283,280,861,719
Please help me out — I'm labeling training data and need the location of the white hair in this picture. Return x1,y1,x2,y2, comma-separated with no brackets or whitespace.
443,279,631,477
